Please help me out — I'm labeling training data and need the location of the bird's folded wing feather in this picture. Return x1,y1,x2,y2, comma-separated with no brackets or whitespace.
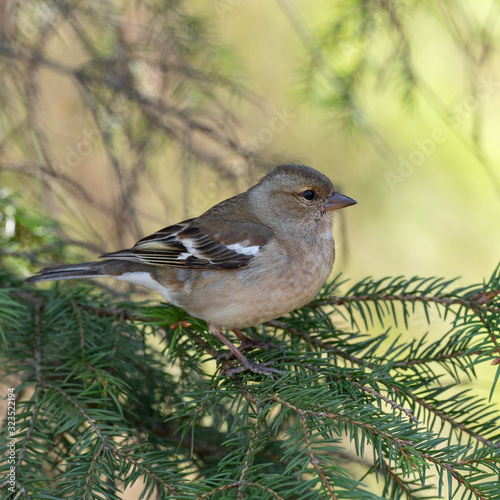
100,221,273,270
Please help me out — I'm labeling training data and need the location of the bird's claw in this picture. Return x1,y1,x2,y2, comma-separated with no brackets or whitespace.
217,339,285,362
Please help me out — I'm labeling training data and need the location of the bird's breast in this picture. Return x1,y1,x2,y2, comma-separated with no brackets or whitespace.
178,232,335,329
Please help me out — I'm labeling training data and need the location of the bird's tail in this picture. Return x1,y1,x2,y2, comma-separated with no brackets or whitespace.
25,260,118,284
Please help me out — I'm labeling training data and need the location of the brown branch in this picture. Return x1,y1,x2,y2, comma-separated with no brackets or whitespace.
266,319,368,367
196,482,286,500
269,394,414,451
311,293,500,314
381,459,418,500
471,306,500,355
354,382,418,423
421,452,490,500
83,441,106,500
299,411,337,499
238,417,263,500
393,349,485,368
112,444,178,496
404,390,497,448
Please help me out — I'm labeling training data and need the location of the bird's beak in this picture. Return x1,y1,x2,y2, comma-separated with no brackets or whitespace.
324,192,357,211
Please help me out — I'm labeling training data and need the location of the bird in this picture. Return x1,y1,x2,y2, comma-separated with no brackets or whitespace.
26,164,357,375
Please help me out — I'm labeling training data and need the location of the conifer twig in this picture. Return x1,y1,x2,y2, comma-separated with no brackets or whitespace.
311,292,500,314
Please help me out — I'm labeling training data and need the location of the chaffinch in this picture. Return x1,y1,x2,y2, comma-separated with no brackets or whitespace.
26,164,356,375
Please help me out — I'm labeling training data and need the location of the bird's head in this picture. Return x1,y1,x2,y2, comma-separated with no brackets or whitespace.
249,164,356,233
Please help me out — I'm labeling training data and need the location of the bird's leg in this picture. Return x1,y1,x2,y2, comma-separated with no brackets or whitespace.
208,324,284,376
232,328,253,343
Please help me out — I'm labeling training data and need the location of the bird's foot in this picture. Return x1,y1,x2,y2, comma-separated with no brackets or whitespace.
209,324,285,377
217,338,285,362
232,328,285,353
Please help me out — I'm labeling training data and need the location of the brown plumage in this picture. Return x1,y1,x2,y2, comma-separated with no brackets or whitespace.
26,164,357,375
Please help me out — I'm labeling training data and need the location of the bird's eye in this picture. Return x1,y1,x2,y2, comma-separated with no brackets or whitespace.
301,189,316,201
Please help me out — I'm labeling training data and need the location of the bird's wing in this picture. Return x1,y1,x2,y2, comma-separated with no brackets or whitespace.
100,220,273,270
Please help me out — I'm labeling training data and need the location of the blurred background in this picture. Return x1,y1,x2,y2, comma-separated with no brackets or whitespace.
1,1,498,282
0,1,499,495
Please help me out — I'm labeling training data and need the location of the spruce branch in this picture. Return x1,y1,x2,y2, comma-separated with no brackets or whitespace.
196,482,287,500
312,292,500,315
237,414,264,500
2,269,500,498
299,411,337,499
2,202,500,499
353,383,418,424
